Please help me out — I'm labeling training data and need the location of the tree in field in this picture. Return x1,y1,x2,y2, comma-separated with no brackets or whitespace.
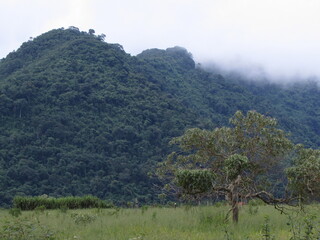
158,110,312,223
286,147,320,198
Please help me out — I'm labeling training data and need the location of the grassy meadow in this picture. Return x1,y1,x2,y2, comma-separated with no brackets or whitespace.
0,203,319,240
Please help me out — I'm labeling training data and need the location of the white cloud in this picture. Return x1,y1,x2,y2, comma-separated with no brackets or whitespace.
1,0,320,80
0,0,93,57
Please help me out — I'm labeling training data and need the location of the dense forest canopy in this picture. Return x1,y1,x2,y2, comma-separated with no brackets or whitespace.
0,27,319,207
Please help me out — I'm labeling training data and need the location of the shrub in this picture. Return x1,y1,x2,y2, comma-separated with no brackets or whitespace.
13,195,113,210
8,208,22,218
70,213,96,225
0,218,56,240
35,205,46,214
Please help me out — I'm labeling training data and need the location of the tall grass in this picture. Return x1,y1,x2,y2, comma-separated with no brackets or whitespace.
0,204,319,239
13,195,113,210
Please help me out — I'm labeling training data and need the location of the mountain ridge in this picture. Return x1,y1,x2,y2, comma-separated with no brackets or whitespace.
0,27,318,206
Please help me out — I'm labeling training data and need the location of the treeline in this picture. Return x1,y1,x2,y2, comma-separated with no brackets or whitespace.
0,27,319,206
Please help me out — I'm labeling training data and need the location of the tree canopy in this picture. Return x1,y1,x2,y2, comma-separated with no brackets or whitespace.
286,147,320,198
0,27,319,207
158,111,318,222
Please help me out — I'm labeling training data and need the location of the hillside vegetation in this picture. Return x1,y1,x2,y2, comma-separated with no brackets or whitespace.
0,27,319,206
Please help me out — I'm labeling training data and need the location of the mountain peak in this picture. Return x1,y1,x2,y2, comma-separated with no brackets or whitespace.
0,28,319,207
0,27,125,78
137,46,195,71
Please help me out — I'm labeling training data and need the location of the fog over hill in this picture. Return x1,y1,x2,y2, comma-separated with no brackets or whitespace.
200,61,320,86
2,1,320,82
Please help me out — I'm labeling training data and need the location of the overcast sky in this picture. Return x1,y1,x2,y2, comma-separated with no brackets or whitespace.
1,0,320,80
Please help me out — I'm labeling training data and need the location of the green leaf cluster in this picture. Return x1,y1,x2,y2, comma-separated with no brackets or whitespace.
224,154,249,180
175,169,215,194
286,147,320,199
13,195,112,210
0,27,319,206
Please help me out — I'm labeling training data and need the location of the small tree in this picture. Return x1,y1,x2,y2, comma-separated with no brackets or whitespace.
286,146,320,198
158,111,302,223
88,29,95,35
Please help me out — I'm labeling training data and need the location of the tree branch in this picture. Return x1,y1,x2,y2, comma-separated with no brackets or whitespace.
246,191,299,206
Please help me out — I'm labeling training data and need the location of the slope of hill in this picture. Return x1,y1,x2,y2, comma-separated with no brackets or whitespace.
0,27,319,206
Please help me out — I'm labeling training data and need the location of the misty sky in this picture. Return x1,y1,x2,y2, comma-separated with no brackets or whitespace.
1,0,320,80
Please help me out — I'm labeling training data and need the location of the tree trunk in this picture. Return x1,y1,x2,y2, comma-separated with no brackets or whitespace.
226,191,240,223
232,200,239,223
229,175,241,223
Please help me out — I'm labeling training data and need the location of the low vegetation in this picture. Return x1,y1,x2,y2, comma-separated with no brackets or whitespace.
13,195,113,210
0,204,320,240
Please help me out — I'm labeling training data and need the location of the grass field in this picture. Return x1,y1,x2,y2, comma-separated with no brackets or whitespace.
0,203,319,240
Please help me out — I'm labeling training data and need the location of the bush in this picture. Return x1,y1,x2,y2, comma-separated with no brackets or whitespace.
70,213,96,225
8,208,22,218
0,218,56,240
13,195,114,210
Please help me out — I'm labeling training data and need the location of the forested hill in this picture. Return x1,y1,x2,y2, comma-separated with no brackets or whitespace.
0,28,319,206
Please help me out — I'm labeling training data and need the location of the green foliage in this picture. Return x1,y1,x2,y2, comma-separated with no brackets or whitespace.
59,205,68,213
8,208,22,218
248,204,259,215
0,27,319,207
248,199,266,206
34,205,46,214
161,111,295,199
303,215,317,240
286,147,320,199
287,213,318,240
175,169,215,194
0,205,320,239
13,195,112,210
224,154,249,180
0,28,201,206
261,216,275,240
70,213,96,225
214,201,228,207
198,209,225,227
141,205,149,214
159,111,316,223
247,199,264,215
0,218,55,240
